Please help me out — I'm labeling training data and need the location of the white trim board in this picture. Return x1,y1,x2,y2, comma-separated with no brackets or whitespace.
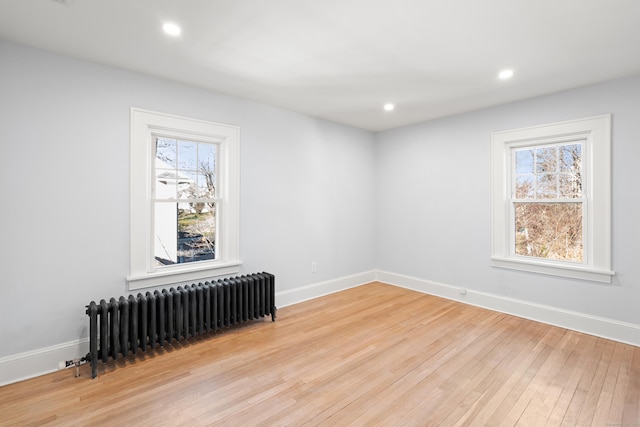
0,338,88,387
275,270,377,308
375,270,640,348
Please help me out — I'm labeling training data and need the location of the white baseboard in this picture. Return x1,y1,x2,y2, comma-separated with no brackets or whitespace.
275,270,377,308
3,268,637,387
375,270,640,347
0,338,88,387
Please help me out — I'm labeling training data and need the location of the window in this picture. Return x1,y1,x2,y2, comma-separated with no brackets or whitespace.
491,115,613,283
129,108,240,289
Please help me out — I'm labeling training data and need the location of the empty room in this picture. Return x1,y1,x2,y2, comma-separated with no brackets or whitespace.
1,0,639,425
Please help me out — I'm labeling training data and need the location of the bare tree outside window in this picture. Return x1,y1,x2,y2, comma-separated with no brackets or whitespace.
513,142,583,262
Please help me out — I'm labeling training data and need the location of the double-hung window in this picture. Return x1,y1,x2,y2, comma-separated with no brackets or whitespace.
491,115,614,283
129,108,240,289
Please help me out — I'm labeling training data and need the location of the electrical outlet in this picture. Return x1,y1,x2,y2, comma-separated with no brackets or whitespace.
458,288,467,295
311,262,317,273
58,361,66,370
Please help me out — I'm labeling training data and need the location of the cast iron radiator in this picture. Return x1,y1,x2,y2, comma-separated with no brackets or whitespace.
85,272,276,378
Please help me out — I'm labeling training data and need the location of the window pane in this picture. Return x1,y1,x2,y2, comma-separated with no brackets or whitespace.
559,173,582,198
559,143,582,197
177,140,197,170
154,202,216,266
515,175,534,198
154,202,178,265
178,208,215,264
514,202,583,262
155,168,177,199
198,172,215,198
535,147,557,173
198,143,216,173
515,149,534,174
560,144,581,172
156,138,176,167
177,171,197,200
535,173,557,199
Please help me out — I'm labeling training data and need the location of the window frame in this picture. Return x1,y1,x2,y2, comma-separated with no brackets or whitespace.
129,108,240,290
491,115,614,283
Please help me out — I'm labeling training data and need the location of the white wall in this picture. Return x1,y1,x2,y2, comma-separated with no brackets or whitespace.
375,75,640,326
2,39,639,385
0,41,376,378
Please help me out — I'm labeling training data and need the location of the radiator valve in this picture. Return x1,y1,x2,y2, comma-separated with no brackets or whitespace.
61,358,87,378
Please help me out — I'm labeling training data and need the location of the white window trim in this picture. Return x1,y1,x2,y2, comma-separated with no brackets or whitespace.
491,114,614,283
128,108,240,290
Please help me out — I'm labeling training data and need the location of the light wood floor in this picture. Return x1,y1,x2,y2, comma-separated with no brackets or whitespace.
1,282,639,426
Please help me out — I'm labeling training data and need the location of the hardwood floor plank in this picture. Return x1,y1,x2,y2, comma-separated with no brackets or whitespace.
606,343,634,425
622,347,640,424
575,338,616,425
458,319,546,425
544,332,596,426
426,316,532,425
451,320,550,426
0,282,637,426
497,326,568,426
513,329,578,425
592,341,627,425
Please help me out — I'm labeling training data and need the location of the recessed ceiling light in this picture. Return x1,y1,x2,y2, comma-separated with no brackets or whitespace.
162,22,181,37
498,69,515,80
384,103,395,111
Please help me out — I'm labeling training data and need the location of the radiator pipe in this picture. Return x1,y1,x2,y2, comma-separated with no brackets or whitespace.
62,357,89,378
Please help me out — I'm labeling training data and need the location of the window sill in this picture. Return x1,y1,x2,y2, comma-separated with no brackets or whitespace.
491,256,614,284
127,261,242,290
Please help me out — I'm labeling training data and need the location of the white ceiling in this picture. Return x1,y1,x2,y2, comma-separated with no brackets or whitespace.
1,0,640,131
